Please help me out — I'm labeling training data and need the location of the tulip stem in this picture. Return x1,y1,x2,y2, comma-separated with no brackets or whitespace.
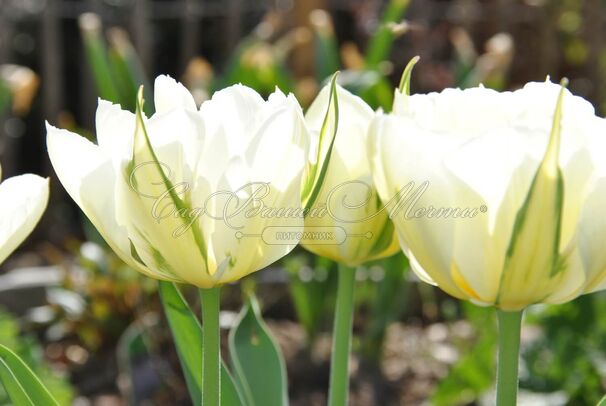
328,264,356,406
200,287,221,406
496,309,523,406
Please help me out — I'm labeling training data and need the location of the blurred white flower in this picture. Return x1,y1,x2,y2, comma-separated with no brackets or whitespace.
0,163,49,265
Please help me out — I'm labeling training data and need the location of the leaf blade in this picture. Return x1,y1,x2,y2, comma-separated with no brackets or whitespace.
158,281,245,406
0,344,59,406
229,295,288,406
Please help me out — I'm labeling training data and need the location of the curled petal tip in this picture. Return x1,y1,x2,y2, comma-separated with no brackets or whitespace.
398,56,420,95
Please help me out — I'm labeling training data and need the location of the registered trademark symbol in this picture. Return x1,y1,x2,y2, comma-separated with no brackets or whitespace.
480,205,488,213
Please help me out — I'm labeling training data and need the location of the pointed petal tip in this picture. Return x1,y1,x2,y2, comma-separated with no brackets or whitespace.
398,56,420,94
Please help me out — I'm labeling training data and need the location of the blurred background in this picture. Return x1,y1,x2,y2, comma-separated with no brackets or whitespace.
1,0,606,405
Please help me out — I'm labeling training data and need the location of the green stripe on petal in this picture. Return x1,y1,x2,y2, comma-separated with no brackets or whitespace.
397,55,420,96
302,72,339,212
130,87,209,271
392,56,419,114
497,79,568,308
129,234,182,282
366,196,398,260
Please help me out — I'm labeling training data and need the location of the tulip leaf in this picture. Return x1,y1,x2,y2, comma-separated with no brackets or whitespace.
365,0,411,69
0,80,10,115
107,29,153,115
0,344,60,406
158,281,245,406
302,72,339,212
361,253,409,362
598,395,606,405
229,295,288,406
285,255,338,341
311,11,340,82
79,13,121,104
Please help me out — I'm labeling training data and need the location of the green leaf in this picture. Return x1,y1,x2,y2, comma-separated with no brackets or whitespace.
0,344,59,406
357,75,394,111
310,10,340,82
107,28,153,115
0,80,10,115
216,38,294,97
431,304,497,406
301,72,339,211
364,0,411,69
361,253,409,362
598,395,606,406
229,295,288,406
285,255,337,341
78,13,121,104
159,281,245,406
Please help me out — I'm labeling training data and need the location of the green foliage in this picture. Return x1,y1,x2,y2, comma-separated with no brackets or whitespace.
80,15,153,115
158,282,244,405
342,71,394,111
217,38,294,97
56,242,156,350
522,294,606,405
79,15,121,104
0,311,73,406
107,29,153,113
365,0,410,69
0,80,10,116
360,253,409,362
432,303,497,406
311,12,340,83
0,344,59,406
229,295,289,406
285,254,337,341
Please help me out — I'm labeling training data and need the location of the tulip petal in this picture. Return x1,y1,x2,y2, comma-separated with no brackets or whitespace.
304,84,398,266
119,87,210,285
199,84,266,151
154,75,197,114
369,114,471,299
46,123,177,281
301,72,339,211
393,55,420,114
577,177,606,291
498,81,568,309
95,99,135,161
0,174,48,265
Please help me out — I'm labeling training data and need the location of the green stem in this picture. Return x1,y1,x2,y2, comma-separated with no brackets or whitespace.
496,309,523,406
200,287,221,406
328,264,356,406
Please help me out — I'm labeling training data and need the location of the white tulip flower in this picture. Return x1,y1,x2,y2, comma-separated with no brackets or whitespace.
370,80,606,310
302,84,399,266
0,163,49,265
47,76,313,288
